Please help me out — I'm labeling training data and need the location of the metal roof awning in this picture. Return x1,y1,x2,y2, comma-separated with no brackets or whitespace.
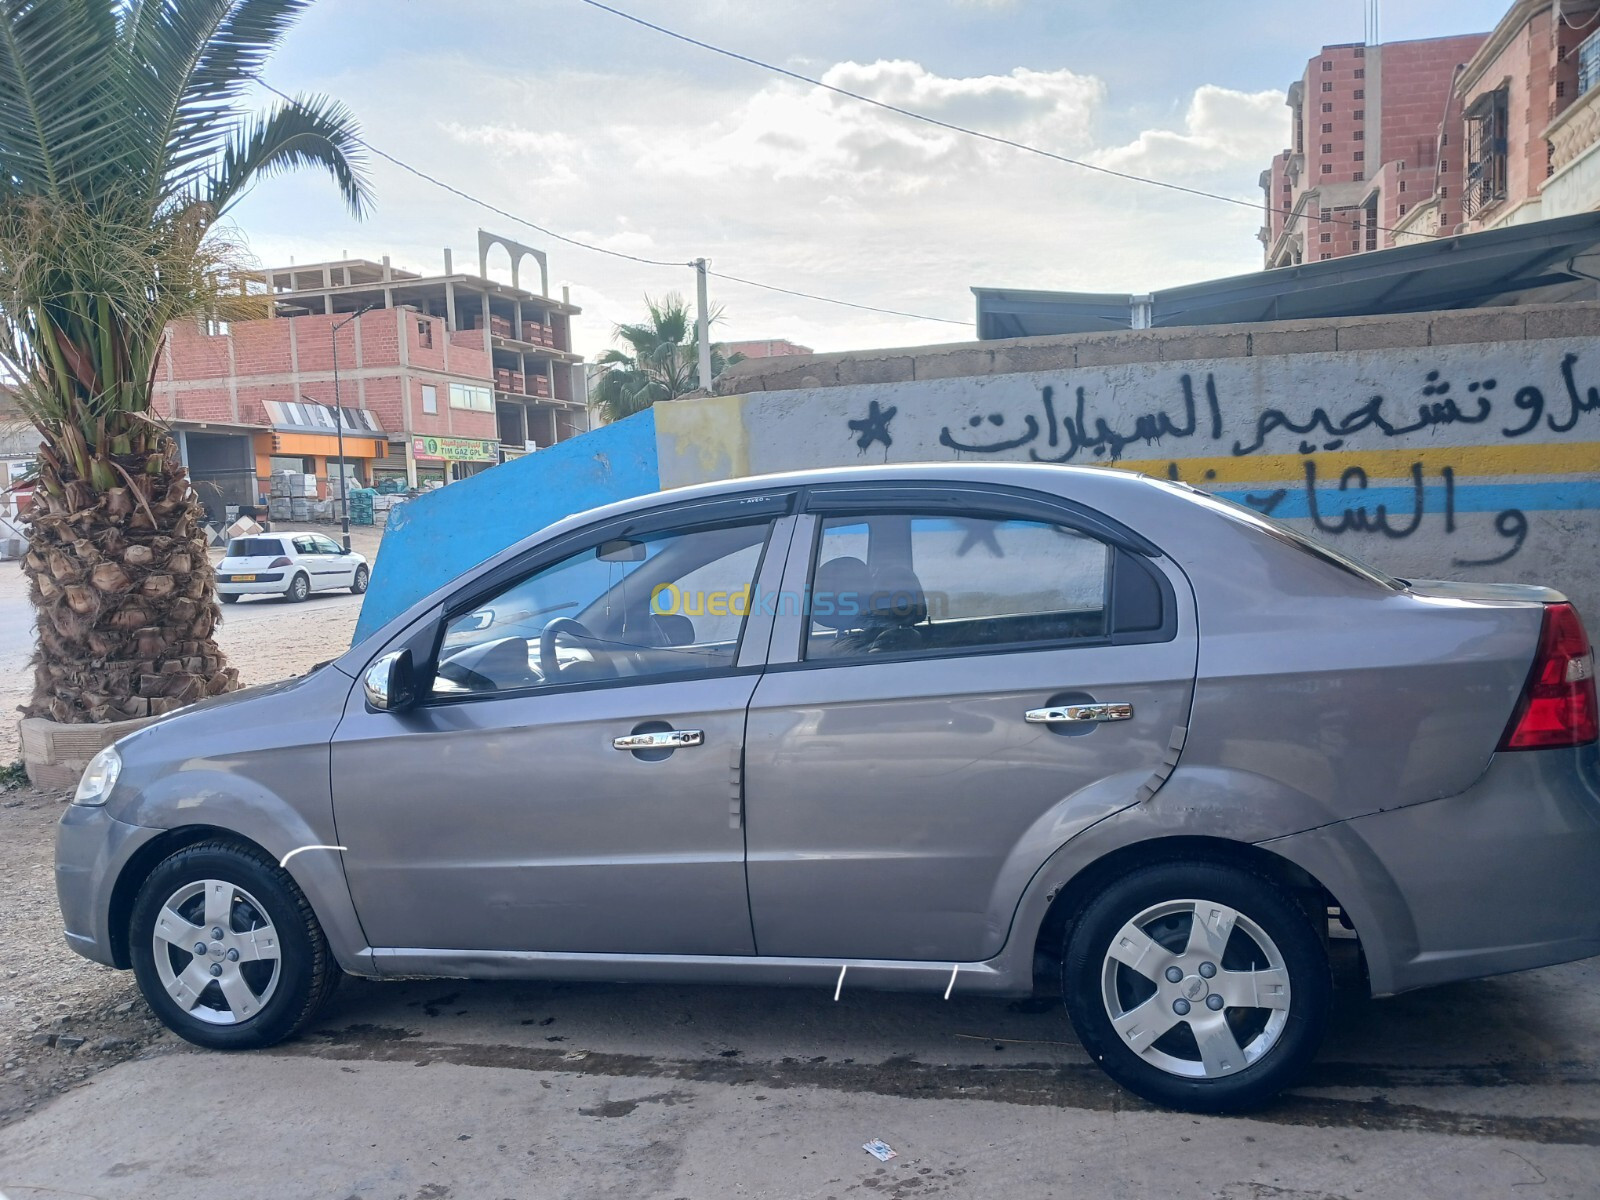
973,211,1600,339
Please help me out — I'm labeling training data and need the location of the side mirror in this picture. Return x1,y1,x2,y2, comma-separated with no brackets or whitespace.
363,648,416,712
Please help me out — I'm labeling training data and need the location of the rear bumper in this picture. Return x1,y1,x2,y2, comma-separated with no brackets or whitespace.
216,576,289,596
1265,742,1600,996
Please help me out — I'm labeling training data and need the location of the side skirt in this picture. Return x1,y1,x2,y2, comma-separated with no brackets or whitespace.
368,949,1027,997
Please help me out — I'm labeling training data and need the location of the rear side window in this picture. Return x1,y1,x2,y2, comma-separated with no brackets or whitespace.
227,538,283,557
806,514,1111,660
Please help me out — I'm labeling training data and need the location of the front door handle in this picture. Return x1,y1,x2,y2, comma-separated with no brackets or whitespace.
1025,703,1133,724
612,729,704,751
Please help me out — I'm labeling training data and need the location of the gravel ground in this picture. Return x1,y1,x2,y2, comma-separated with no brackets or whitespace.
0,522,383,1127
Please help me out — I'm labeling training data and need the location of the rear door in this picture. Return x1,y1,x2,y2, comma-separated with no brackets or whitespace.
743,482,1198,963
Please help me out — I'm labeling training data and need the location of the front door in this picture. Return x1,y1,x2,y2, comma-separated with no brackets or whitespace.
331,511,786,956
743,489,1198,964
310,534,357,587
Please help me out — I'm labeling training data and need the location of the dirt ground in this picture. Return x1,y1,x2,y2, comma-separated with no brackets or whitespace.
0,522,384,1126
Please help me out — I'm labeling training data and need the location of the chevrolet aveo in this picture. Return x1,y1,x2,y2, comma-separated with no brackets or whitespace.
56,464,1600,1112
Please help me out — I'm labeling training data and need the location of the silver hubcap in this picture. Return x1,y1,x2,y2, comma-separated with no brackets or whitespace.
151,879,281,1026
1100,898,1290,1080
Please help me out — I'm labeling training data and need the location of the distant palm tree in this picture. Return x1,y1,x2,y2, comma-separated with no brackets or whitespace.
590,293,743,423
0,0,369,725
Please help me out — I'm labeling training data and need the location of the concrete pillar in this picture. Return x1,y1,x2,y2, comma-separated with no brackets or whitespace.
444,280,457,332
480,292,491,353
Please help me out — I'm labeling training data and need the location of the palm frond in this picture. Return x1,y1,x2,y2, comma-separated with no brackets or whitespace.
125,0,314,205
205,92,369,216
0,0,123,197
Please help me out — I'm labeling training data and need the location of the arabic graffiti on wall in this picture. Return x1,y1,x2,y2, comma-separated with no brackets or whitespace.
815,348,1600,567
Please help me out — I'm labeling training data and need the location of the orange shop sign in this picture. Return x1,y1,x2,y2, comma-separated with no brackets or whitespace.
412,436,499,462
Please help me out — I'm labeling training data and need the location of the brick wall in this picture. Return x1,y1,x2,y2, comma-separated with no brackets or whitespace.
154,310,498,440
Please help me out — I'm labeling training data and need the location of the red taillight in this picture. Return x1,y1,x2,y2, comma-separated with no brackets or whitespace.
1499,602,1599,751
269,556,291,568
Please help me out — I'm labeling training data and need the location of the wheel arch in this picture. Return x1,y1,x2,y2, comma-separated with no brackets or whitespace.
106,825,275,969
1027,835,1355,992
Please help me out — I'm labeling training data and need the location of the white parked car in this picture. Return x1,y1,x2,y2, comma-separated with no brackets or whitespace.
215,532,369,603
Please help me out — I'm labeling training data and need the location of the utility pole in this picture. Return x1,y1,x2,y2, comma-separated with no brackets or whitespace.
329,304,374,552
694,258,713,393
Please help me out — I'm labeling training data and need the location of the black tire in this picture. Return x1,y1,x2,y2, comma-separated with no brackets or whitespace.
219,593,240,604
350,564,369,595
128,840,339,1050
1062,860,1330,1113
285,572,310,603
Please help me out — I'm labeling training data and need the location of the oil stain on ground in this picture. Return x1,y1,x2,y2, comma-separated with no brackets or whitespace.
288,1025,1600,1146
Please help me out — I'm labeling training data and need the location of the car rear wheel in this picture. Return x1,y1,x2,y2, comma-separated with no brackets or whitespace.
219,593,240,604
128,841,339,1049
285,572,310,602
350,564,369,594
1062,861,1330,1112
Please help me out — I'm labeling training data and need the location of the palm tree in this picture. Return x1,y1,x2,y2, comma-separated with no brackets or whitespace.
590,293,743,423
0,0,368,725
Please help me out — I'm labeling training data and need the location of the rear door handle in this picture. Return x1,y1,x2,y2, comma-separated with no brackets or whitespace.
1025,703,1133,724
612,729,704,750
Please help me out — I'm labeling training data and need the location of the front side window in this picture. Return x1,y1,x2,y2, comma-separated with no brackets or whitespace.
805,513,1111,661
434,521,770,697
313,535,343,555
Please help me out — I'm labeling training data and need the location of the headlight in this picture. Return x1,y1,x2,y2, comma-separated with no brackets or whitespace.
73,746,122,807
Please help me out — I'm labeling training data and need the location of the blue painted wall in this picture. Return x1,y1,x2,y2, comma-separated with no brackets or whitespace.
354,409,660,641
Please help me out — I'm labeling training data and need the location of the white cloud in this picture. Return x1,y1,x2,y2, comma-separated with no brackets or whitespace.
235,56,1289,359
1095,86,1287,178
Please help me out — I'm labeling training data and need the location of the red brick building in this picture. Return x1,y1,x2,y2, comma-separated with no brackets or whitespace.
153,231,588,522
1260,34,1488,265
1446,0,1600,235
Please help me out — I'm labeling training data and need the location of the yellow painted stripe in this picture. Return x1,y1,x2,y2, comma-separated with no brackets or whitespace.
1102,441,1600,484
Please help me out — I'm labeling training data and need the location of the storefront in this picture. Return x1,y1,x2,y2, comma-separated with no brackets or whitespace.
411,434,500,487
258,401,388,501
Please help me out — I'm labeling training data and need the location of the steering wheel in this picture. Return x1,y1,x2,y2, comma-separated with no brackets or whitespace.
538,616,617,681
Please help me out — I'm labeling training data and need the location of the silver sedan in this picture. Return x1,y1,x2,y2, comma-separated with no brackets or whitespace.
56,463,1600,1112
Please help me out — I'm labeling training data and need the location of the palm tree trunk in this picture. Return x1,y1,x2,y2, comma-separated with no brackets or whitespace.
20,434,237,723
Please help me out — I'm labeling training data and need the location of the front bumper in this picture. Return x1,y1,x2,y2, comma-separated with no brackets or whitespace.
1266,741,1600,996
56,802,163,968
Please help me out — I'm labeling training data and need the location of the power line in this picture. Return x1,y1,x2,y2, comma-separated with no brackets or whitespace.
252,76,971,326
576,0,1438,244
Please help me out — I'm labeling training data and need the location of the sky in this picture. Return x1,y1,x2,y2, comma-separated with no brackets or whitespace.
230,0,1516,358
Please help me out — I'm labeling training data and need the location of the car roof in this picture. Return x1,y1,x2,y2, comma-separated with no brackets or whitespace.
229,530,322,540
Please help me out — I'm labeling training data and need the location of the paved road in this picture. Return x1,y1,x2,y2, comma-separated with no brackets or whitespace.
2,955,1597,1198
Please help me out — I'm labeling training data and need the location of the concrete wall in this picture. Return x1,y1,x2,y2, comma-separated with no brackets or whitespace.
684,302,1600,633
359,302,1600,645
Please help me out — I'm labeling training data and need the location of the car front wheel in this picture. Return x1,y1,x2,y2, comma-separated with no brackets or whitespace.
128,841,339,1049
1062,861,1330,1113
350,564,369,594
